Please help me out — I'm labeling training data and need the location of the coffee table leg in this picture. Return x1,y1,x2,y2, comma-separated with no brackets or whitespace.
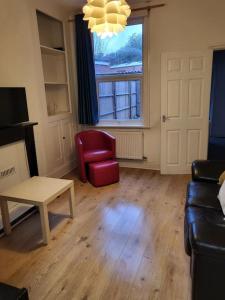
39,204,50,245
69,186,75,218
0,200,11,235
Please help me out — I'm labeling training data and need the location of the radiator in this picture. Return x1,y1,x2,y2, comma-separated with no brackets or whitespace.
108,131,144,160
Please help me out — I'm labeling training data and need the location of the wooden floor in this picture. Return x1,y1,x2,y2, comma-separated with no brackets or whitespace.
0,168,191,300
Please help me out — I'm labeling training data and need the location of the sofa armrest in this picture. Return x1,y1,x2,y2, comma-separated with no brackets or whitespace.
192,160,225,183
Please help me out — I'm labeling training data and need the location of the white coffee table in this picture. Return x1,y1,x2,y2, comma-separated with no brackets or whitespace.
0,176,75,245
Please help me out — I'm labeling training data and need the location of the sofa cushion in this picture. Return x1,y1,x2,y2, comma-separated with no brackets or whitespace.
186,181,221,211
184,207,206,256
192,160,225,183
184,206,225,256
190,219,225,257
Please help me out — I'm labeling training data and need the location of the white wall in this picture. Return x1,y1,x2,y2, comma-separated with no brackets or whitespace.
0,0,75,175
145,0,225,169
2,0,225,173
78,0,225,170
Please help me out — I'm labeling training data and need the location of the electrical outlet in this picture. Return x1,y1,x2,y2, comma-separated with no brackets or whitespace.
0,166,16,179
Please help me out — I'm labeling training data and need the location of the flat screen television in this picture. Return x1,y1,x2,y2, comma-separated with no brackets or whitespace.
0,87,29,127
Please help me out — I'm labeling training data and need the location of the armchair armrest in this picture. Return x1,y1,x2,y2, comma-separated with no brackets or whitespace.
102,131,116,158
192,160,225,183
75,135,88,182
76,137,84,158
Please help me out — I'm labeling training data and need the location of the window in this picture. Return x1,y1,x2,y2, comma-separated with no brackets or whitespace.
93,17,147,126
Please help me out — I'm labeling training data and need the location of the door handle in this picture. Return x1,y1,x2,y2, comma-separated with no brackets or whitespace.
162,115,170,123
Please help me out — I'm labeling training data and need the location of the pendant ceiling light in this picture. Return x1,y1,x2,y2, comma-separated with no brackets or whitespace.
83,0,131,39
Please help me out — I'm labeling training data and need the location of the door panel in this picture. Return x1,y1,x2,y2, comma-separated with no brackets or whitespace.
167,130,181,165
161,52,212,174
45,121,64,173
61,118,74,163
188,79,203,117
186,130,201,165
167,80,181,118
189,56,205,72
167,58,184,74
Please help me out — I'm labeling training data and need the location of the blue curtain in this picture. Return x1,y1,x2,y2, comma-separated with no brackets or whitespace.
75,14,99,125
208,50,225,160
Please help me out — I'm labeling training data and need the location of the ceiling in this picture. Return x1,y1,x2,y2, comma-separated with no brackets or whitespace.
56,0,149,12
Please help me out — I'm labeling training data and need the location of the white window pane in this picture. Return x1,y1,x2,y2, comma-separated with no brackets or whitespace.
94,24,143,76
98,82,113,97
93,18,144,122
97,80,141,121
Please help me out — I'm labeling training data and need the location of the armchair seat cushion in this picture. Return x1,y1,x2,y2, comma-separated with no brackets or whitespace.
84,149,114,163
186,181,221,211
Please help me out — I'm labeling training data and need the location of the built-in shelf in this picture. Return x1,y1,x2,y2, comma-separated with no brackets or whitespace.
49,111,70,117
45,84,70,116
45,82,68,85
37,10,71,118
40,45,65,55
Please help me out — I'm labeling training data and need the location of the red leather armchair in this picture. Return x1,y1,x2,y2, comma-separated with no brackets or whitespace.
75,130,116,182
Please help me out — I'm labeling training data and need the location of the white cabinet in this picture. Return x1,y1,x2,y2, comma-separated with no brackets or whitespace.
45,121,64,173
36,10,76,177
61,118,74,163
45,118,75,177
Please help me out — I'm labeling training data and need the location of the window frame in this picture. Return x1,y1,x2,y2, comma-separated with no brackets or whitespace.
93,12,150,128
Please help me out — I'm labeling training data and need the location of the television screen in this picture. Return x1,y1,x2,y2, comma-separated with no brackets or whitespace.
0,87,29,127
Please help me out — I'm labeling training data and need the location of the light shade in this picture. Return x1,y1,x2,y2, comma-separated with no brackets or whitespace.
83,0,131,39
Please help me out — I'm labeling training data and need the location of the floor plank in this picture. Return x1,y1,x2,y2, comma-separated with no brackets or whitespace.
0,168,191,300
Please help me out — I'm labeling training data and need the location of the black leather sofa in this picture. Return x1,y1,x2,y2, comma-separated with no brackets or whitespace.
0,282,29,300
185,160,225,300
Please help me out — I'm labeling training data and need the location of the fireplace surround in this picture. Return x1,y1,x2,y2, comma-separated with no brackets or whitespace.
0,121,38,233
0,122,38,176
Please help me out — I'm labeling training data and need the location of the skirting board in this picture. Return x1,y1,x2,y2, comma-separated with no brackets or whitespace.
118,159,160,170
47,160,77,178
73,159,159,171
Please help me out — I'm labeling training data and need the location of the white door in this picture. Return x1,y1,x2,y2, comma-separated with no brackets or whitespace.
61,118,75,163
45,121,64,174
161,51,213,174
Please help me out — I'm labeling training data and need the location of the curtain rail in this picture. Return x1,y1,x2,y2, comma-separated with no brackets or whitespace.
68,3,165,22
133,3,165,12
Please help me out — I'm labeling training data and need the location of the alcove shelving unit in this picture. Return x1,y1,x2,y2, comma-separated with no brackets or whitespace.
36,11,71,117
35,11,75,178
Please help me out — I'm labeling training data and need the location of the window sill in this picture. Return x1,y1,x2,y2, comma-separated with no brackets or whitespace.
89,123,150,129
